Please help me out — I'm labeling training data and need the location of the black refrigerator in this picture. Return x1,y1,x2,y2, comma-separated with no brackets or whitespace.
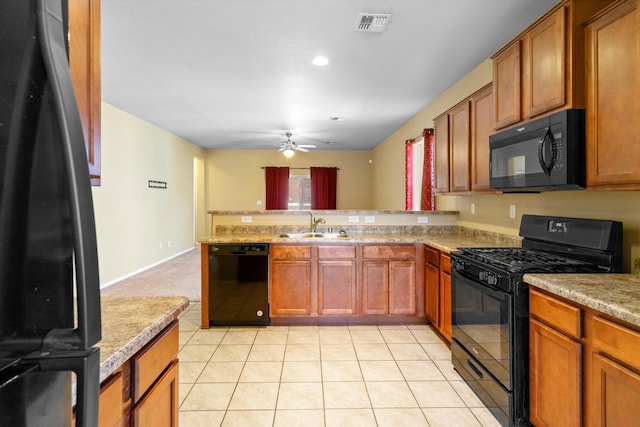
0,0,101,426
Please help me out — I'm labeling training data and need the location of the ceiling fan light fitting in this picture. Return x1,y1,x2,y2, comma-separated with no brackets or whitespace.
283,148,295,158
312,56,329,66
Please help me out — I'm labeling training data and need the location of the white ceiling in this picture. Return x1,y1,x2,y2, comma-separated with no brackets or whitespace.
101,0,558,151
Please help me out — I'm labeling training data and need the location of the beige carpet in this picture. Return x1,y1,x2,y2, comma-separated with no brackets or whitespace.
101,247,201,301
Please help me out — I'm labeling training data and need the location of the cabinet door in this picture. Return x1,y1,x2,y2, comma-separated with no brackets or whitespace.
439,263,452,341
99,372,123,427
68,0,101,186
493,41,521,129
591,352,640,426
529,318,581,427
388,260,415,315
434,113,450,193
449,101,471,192
470,84,494,191
318,260,356,315
525,6,566,118
362,261,389,315
132,360,178,427
270,261,312,315
425,262,440,327
586,0,640,189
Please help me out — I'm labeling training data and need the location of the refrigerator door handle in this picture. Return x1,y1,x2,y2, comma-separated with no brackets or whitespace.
37,0,101,349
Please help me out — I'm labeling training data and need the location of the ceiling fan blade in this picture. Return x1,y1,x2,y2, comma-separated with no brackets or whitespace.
294,146,310,152
297,145,316,148
277,146,286,151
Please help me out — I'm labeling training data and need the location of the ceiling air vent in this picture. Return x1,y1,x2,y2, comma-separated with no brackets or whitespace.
355,13,391,32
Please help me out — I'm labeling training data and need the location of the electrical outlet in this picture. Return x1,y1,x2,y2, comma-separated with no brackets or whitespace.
509,204,516,219
256,200,262,206
241,216,252,223
418,216,428,224
364,216,375,223
471,203,476,215
348,216,360,223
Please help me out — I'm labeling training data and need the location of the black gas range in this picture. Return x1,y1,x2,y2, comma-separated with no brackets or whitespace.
450,215,622,427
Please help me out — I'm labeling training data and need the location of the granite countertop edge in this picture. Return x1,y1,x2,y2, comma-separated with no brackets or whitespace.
98,296,190,383
524,273,640,329
198,232,521,253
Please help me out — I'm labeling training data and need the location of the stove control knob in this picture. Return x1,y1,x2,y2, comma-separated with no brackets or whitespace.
485,273,498,286
454,260,467,271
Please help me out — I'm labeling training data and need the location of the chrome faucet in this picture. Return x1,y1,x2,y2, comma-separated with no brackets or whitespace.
308,211,326,233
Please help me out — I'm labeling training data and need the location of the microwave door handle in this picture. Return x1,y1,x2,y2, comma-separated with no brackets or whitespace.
537,130,556,176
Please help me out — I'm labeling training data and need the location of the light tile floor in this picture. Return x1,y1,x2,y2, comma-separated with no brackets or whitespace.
178,303,501,427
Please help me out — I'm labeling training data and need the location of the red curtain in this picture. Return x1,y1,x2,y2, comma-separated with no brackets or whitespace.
310,167,337,209
405,139,415,210
421,128,435,210
265,167,289,210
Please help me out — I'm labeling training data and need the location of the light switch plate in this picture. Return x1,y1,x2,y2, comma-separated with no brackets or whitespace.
364,216,375,223
509,205,516,219
418,216,428,224
471,203,476,215
348,216,360,223
241,216,252,223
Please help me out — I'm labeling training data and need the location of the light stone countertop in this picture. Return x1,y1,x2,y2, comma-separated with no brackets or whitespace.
98,296,189,383
199,230,522,253
524,274,640,329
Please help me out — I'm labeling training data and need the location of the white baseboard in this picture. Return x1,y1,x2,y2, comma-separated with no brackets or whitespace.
100,246,196,289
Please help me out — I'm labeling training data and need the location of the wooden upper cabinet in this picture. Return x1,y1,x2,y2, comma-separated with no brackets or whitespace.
585,0,640,190
524,6,566,118
493,41,522,129
449,101,471,193
68,0,101,186
470,84,494,192
434,113,450,193
492,0,615,130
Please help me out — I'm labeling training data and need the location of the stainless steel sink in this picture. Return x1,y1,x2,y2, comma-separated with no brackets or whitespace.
278,231,349,238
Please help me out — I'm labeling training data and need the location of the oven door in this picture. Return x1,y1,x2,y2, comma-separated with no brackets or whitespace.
451,267,512,390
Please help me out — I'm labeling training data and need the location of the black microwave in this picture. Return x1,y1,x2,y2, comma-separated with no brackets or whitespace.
489,109,586,192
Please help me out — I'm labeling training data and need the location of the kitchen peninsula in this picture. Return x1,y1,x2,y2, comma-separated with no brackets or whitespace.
200,210,522,333
97,296,189,427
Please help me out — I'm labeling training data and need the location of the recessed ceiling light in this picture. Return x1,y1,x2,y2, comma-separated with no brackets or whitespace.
312,56,329,66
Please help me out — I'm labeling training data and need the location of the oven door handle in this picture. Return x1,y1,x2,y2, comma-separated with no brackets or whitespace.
453,269,508,300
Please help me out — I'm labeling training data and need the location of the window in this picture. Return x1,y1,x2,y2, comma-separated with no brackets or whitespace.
288,174,311,210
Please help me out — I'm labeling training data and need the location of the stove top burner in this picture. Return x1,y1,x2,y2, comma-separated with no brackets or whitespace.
456,247,602,274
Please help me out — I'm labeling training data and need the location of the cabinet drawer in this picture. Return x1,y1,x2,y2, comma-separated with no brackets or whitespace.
440,254,450,272
318,245,356,259
271,245,311,259
592,316,640,370
363,245,415,260
133,322,179,403
530,289,581,338
425,246,440,266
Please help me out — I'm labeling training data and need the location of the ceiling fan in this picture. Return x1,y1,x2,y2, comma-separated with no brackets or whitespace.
278,132,316,157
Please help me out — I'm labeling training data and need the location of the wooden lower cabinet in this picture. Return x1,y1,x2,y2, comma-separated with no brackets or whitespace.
362,245,416,316
318,245,357,315
529,287,640,427
439,254,452,341
132,360,178,427
99,322,179,427
529,318,582,427
270,245,312,316
424,245,451,341
270,244,421,320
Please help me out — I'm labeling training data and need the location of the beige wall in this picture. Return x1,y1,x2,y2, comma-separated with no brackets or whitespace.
205,149,374,211
94,103,206,286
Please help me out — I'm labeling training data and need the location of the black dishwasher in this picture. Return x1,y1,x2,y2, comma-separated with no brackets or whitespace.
209,244,270,326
